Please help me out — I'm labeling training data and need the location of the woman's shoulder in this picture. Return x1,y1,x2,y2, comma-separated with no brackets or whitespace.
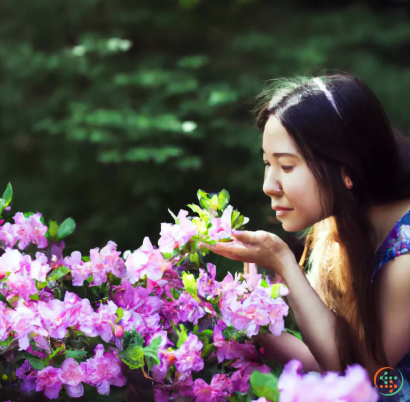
371,207,410,284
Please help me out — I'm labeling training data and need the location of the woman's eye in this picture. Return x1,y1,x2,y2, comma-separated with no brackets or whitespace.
281,166,294,172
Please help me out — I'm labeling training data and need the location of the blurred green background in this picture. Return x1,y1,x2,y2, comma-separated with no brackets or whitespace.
1,0,410,277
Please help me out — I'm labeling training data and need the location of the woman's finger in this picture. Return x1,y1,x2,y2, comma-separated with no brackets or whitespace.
210,242,251,260
231,230,261,243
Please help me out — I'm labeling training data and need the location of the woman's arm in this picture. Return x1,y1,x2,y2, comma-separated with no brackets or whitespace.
255,331,321,373
281,261,342,372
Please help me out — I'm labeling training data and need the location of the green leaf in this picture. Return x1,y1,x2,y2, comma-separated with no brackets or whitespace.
143,336,161,365
176,324,188,348
189,252,199,267
182,272,199,300
187,203,204,216
120,344,144,369
47,266,71,282
0,199,6,214
66,350,88,362
260,272,270,288
0,292,14,309
28,357,46,371
286,328,303,341
2,183,13,208
0,336,13,350
201,343,216,358
116,307,124,323
46,345,65,362
29,293,39,301
168,208,179,223
217,189,230,211
250,370,280,402
47,221,59,239
57,218,76,240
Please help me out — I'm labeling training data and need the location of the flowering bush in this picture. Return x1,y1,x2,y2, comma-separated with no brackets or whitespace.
0,184,378,402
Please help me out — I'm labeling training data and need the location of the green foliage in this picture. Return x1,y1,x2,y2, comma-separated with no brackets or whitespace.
47,265,71,282
250,370,280,402
57,217,76,240
182,271,199,300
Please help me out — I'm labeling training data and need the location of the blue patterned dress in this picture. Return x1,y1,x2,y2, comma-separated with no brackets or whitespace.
371,209,410,401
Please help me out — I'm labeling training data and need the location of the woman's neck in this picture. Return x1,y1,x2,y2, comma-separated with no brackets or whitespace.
368,198,410,252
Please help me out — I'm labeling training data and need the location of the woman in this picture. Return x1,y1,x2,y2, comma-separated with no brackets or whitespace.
210,73,410,400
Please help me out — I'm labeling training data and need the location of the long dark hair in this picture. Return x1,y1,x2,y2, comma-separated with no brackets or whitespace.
255,73,410,370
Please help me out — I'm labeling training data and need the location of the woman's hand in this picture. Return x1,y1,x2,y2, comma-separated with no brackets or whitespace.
209,230,297,278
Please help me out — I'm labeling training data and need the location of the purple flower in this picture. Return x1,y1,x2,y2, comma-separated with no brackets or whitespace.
59,358,85,398
230,362,270,394
175,292,206,325
173,334,204,374
197,263,221,300
80,344,126,395
36,366,62,400
213,320,258,363
192,374,233,402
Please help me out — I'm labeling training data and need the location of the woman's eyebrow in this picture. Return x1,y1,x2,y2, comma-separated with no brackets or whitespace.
262,148,298,158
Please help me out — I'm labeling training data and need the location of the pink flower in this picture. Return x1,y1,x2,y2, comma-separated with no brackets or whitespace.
208,205,233,241
125,237,171,283
30,252,51,282
6,272,37,302
197,263,221,300
73,298,101,338
213,320,258,363
0,248,22,279
0,301,12,341
277,359,379,402
220,288,288,337
10,299,48,350
0,223,17,248
64,251,92,286
36,366,62,399
230,362,270,394
80,344,126,395
59,358,85,398
38,299,76,339
175,292,206,325
14,212,48,250
95,301,119,342
158,210,198,253
192,374,233,402
173,334,204,374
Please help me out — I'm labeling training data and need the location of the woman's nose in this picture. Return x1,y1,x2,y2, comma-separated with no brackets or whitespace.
263,169,283,197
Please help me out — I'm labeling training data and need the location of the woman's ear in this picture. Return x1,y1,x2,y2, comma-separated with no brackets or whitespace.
341,166,353,189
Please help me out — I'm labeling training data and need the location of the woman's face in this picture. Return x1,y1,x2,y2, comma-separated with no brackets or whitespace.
262,115,324,232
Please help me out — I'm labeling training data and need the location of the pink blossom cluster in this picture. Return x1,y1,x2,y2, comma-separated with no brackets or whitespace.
0,212,48,250
0,248,51,295
18,344,125,399
219,277,289,337
277,359,380,402
64,241,126,286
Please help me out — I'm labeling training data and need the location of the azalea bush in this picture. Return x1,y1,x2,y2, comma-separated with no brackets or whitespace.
0,183,379,402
